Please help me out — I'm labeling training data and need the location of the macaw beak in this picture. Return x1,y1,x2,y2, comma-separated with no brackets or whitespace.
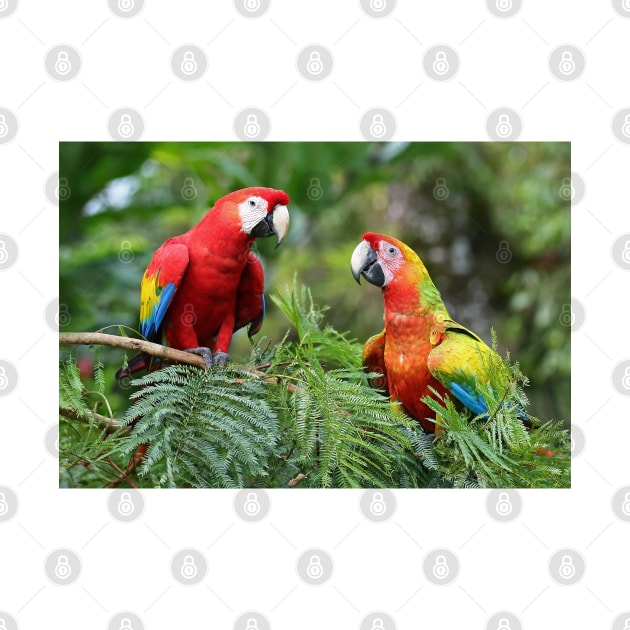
251,204,290,248
351,240,385,287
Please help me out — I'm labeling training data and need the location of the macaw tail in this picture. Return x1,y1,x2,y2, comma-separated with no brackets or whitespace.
115,352,160,383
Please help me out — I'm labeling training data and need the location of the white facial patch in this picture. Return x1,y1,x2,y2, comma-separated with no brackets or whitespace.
238,196,269,234
378,241,404,286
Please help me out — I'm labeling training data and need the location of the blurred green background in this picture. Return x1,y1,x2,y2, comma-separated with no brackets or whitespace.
60,141,570,423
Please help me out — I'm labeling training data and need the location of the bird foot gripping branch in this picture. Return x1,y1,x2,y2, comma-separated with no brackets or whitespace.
185,348,231,369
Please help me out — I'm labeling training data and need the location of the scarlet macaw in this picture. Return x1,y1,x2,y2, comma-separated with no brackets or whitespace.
118,186,290,377
351,232,522,434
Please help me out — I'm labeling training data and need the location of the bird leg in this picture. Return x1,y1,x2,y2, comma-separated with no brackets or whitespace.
185,347,231,368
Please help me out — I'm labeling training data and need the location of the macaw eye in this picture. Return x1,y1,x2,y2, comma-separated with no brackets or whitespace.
248,199,257,207
387,246,398,256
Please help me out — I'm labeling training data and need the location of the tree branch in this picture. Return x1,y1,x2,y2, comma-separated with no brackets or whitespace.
59,405,129,435
59,332,207,369
59,331,298,393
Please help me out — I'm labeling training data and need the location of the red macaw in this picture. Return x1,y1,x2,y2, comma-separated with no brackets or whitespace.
351,232,522,434
118,187,290,377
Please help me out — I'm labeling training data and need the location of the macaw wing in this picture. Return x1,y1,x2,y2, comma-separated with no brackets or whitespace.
234,251,265,336
427,320,509,416
363,328,389,395
140,240,189,342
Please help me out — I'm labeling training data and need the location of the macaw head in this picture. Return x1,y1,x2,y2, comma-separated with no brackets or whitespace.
351,232,423,288
226,187,290,247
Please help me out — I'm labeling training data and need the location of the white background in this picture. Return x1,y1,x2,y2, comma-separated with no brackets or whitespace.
1,1,629,628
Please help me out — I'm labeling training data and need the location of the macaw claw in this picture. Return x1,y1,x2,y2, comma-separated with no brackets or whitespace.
185,347,231,369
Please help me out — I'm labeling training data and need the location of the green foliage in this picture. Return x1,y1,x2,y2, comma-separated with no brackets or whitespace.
117,365,279,488
59,357,126,487
59,280,569,489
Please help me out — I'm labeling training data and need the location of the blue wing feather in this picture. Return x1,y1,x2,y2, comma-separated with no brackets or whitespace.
448,382,488,416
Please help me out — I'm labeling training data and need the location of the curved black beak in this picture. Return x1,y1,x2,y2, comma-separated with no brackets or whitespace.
250,204,290,248
350,240,385,287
